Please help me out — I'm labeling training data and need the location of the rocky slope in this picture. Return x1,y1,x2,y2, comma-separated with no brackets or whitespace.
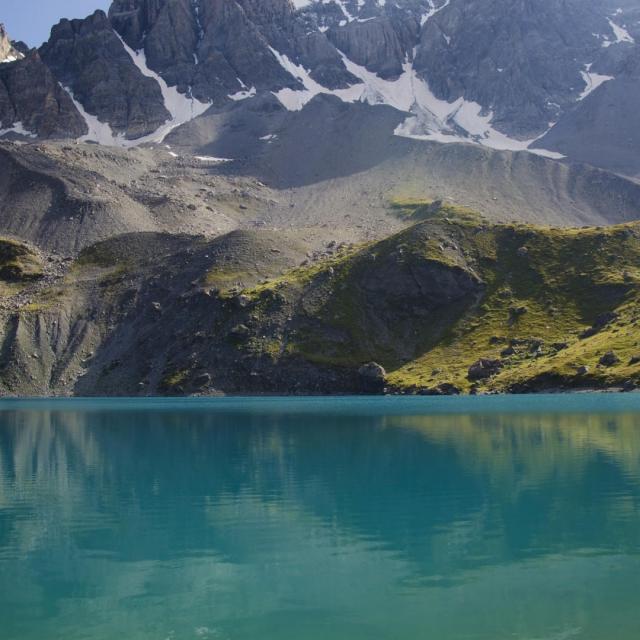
2,138,640,260
2,204,640,397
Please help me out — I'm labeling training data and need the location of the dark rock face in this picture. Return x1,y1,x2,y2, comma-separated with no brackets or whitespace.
40,10,171,139
0,51,87,138
413,0,612,137
108,0,356,103
599,351,620,367
327,18,408,79
358,361,387,393
533,47,640,178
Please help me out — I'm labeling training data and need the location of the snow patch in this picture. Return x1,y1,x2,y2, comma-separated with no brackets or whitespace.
62,86,124,146
579,65,614,100
421,0,451,27
116,32,212,143
269,42,564,158
194,156,231,163
0,52,23,64
229,86,257,101
603,18,635,46
0,121,37,138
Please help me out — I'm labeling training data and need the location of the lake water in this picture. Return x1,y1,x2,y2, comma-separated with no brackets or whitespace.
1,396,640,640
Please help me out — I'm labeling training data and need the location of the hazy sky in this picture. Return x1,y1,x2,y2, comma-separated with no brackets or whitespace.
2,1,110,47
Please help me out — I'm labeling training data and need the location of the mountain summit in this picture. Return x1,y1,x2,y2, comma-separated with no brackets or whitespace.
0,24,23,64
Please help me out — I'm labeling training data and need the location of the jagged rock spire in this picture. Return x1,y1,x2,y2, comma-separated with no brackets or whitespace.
0,23,24,63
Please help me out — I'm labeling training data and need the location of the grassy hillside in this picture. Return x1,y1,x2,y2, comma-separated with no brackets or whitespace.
2,205,640,396
245,202,640,393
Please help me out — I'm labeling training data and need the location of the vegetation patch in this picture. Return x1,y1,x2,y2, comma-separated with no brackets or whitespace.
232,205,640,393
0,238,43,283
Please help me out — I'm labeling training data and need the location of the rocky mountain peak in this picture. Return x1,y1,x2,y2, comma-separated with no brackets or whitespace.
0,0,639,176
0,23,24,64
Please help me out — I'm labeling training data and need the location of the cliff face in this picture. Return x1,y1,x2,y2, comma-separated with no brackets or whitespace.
1,23,86,139
40,10,171,139
108,0,355,102
0,51,87,138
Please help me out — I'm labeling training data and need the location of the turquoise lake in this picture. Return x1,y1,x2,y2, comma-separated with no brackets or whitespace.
1,395,640,640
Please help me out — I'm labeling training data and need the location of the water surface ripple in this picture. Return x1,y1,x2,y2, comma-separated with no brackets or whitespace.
1,396,640,639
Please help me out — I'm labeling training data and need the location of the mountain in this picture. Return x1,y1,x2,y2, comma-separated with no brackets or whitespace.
0,0,638,174
1,1,640,396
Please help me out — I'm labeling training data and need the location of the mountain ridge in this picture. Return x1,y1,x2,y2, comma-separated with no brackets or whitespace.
1,0,639,176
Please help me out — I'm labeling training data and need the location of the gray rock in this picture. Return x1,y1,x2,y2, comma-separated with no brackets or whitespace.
423,382,461,396
468,358,503,381
230,323,250,341
327,17,407,79
40,10,171,139
599,351,620,367
413,0,616,138
358,361,386,381
580,311,619,339
0,50,87,138
193,372,212,389
109,0,355,104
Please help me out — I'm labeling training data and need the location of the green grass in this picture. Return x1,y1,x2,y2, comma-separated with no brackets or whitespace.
234,204,640,393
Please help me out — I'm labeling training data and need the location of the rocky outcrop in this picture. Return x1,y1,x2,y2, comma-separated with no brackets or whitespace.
413,0,619,137
327,15,418,79
108,0,356,103
0,23,23,64
40,10,171,139
468,358,504,381
0,51,87,138
358,362,387,393
533,47,640,177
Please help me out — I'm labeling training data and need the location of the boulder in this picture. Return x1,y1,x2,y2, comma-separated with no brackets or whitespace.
358,361,386,381
193,372,212,389
468,358,503,381
426,382,461,396
580,311,619,339
358,361,386,393
230,324,250,341
599,351,620,367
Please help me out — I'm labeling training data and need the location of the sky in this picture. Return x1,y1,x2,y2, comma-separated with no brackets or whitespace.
2,0,110,47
